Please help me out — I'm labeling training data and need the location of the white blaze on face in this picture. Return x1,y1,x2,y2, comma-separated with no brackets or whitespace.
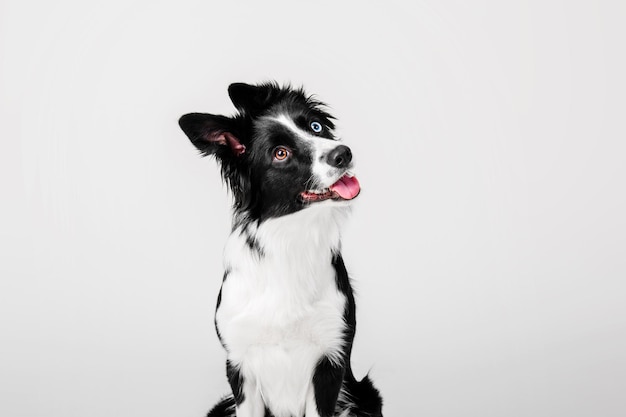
271,114,345,190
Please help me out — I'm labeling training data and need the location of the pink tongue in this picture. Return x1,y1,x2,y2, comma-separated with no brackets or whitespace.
329,175,361,200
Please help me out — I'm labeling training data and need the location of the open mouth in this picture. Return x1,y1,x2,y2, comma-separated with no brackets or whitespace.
300,174,361,203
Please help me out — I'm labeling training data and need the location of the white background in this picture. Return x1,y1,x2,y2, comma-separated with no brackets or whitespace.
1,1,625,416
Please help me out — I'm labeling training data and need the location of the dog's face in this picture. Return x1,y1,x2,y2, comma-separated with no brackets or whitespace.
179,83,360,222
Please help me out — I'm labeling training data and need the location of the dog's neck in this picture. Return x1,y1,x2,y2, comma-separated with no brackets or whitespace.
242,204,349,255
222,205,350,308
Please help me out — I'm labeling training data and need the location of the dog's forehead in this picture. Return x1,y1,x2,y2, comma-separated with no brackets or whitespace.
254,103,335,140
258,113,331,143
246,89,338,152
266,93,335,127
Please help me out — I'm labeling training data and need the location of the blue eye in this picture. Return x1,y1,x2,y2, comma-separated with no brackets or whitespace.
310,121,323,133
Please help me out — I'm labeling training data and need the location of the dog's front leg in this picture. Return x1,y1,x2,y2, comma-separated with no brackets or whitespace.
226,360,264,417
305,356,345,417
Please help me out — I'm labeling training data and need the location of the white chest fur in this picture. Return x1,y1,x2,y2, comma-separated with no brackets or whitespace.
215,205,349,417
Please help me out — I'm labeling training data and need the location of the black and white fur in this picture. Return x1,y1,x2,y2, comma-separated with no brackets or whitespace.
179,82,382,417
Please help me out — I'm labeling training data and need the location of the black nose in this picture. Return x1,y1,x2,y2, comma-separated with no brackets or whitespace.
326,145,352,168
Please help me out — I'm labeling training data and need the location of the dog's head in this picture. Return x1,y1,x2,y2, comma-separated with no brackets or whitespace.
179,82,360,222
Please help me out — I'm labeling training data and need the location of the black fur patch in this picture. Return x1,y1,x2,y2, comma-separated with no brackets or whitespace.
205,396,279,417
313,356,346,417
226,360,245,406
214,270,229,348
242,226,264,257
206,395,236,417
332,253,357,353
342,372,384,417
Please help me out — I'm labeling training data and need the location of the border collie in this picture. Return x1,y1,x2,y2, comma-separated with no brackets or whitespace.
179,82,383,417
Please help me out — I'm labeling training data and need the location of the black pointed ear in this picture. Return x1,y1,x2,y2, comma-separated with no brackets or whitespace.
228,82,273,114
178,113,246,157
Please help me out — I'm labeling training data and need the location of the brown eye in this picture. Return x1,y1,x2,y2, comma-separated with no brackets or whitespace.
273,147,290,161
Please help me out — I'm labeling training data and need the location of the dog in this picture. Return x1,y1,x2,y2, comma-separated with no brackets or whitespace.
179,82,383,417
